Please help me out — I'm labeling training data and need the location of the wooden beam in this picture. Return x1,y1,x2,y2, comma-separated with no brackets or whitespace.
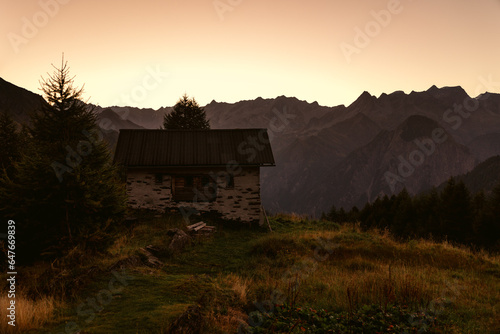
262,206,272,232
192,223,207,232
187,221,205,231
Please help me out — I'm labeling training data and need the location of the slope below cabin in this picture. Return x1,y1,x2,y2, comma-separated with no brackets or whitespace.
113,129,275,223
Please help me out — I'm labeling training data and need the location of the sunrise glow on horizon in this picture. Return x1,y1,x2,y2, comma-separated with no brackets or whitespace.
2,0,500,109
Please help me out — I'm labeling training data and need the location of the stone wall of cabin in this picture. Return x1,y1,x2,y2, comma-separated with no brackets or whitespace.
126,167,261,223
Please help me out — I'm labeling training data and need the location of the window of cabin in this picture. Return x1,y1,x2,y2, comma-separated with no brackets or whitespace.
185,175,193,187
154,174,163,185
225,173,234,189
173,175,217,202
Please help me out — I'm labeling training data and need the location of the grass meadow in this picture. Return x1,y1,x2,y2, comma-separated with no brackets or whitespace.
1,212,499,333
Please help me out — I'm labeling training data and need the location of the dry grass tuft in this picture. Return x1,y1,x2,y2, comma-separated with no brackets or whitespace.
273,212,309,223
0,294,62,333
108,234,129,256
221,273,252,305
206,306,248,332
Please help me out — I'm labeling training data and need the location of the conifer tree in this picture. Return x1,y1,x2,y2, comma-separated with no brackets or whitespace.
489,182,500,219
419,187,441,239
471,191,487,245
392,188,414,237
327,204,338,222
439,178,473,244
480,182,500,249
163,94,210,129
338,207,347,223
0,59,126,260
0,112,21,175
348,206,360,223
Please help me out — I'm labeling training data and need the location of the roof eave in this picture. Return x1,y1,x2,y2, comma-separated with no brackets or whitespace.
121,163,275,168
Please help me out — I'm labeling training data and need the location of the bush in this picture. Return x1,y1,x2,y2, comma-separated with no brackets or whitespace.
248,303,441,333
251,235,308,258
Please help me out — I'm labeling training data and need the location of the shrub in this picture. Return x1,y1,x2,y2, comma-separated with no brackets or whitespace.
248,303,441,333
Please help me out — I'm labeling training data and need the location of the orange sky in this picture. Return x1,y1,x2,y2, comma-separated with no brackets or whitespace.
2,0,500,109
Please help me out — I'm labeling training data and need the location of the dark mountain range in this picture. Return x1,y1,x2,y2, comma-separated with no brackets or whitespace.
200,88,499,215
466,133,500,162
437,155,500,195
93,107,145,149
348,86,500,146
95,108,145,131
303,115,477,214
0,77,47,125
2,77,499,216
106,106,168,129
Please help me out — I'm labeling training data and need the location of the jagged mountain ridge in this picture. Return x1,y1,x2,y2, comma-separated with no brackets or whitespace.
198,88,500,215
436,155,500,195
2,77,500,216
300,115,477,215
0,77,47,125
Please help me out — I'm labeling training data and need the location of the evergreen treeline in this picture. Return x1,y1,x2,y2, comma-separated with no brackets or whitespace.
163,94,210,130
325,179,500,251
0,60,126,263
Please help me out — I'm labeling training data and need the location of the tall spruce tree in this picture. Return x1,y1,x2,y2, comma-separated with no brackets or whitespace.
391,188,414,236
163,94,210,129
327,205,338,222
480,182,500,249
439,178,473,244
0,59,126,260
417,187,441,239
0,112,21,176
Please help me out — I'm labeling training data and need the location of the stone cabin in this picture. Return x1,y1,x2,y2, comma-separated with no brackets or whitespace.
113,129,275,223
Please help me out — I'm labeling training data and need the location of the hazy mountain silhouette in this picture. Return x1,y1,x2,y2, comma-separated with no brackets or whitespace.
0,77,47,125
3,77,500,216
437,155,500,195
300,115,477,215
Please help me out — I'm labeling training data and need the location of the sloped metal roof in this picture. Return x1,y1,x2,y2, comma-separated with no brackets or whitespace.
113,129,275,167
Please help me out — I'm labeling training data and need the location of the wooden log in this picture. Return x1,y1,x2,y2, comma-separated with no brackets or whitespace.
192,223,207,231
261,206,272,232
198,226,217,235
187,221,205,231
139,247,163,267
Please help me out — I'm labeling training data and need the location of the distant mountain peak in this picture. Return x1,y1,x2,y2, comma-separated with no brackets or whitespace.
359,90,373,99
276,95,298,102
0,77,46,124
426,85,469,101
349,90,376,109
427,85,439,92
0,77,37,96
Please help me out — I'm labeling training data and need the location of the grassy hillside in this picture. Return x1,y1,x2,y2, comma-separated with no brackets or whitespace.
2,213,499,333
